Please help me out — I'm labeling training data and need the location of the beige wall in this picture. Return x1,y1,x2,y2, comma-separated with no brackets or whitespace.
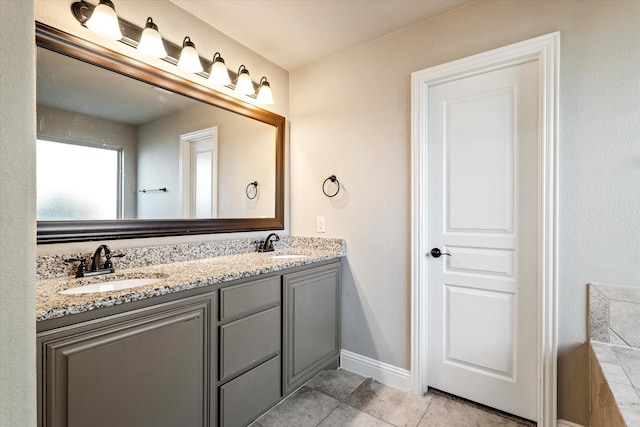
216,117,276,219
0,1,36,425
290,0,640,424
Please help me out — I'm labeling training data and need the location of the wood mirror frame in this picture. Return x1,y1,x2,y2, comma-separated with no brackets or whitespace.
36,22,285,244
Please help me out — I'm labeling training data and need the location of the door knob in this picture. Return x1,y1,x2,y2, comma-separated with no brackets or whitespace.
430,248,451,258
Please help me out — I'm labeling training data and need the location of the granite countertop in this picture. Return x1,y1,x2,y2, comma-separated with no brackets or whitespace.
37,245,344,322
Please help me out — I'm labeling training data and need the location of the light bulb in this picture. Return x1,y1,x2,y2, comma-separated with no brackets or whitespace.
256,77,274,104
177,36,203,73
208,52,231,86
137,17,167,58
235,65,254,95
86,0,122,40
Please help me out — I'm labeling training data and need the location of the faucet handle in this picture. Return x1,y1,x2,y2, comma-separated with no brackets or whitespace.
64,257,87,278
103,253,124,269
253,239,266,251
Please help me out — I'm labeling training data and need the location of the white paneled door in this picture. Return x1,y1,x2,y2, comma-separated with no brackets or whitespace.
426,60,539,420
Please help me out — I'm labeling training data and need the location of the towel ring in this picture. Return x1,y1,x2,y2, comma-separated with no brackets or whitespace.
322,175,340,198
246,181,258,199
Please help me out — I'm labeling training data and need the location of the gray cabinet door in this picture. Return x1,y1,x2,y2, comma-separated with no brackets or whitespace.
283,263,340,394
37,294,215,427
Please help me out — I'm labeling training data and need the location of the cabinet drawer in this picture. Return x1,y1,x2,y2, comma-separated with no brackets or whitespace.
220,306,280,380
219,356,281,427
220,276,280,321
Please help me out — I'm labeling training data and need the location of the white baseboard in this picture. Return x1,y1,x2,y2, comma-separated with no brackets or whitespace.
557,420,585,427
340,349,411,392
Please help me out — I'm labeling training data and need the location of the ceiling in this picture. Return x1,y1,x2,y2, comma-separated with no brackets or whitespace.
169,0,475,71
37,47,197,125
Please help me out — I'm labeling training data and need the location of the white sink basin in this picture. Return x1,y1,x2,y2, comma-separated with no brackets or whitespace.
60,278,161,295
267,254,307,260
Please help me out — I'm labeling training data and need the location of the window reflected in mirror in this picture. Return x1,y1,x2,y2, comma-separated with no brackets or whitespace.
37,138,122,220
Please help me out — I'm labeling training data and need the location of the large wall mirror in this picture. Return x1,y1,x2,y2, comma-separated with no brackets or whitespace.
36,22,285,244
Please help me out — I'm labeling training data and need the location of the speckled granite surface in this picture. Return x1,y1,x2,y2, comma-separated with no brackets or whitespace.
36,237,345,322
36,236,344,280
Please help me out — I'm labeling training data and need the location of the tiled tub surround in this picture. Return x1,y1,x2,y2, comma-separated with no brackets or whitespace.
36,236,345,321
589,283,640,426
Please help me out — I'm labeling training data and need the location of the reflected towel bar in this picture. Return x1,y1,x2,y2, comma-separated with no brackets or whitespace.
139,187,167,193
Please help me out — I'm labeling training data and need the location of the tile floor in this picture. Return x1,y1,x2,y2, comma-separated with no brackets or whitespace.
252,369,535,427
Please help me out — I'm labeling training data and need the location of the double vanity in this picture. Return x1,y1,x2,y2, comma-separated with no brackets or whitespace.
36,237,345,427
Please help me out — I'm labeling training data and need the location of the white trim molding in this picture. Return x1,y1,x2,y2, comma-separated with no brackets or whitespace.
340,350,411,392
410,32,559,426
179,126,218,218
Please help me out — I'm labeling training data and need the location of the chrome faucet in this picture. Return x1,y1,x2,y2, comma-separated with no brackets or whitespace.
257,233,280,252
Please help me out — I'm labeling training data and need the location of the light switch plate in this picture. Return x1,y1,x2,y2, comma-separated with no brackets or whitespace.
316,216,326,233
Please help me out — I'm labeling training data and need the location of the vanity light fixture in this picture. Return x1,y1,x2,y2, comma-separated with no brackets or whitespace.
177,37,203,73
256,77,274,105
84,0,122,40
209,52,231,86
70,1,275,103
235,65,254,95
137,17,167,58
